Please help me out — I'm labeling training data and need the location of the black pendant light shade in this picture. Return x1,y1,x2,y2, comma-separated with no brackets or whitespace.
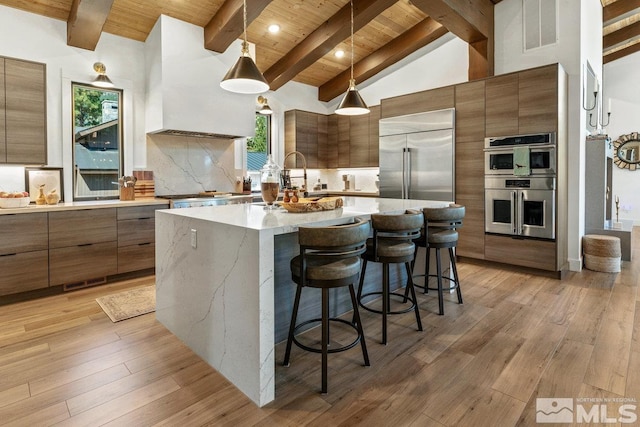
220,0,269,95
221,42,270,94
335,0,369,116
335,79,369,115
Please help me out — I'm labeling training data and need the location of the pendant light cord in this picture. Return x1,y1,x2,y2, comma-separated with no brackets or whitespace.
350,0,354,83
243,0,248,47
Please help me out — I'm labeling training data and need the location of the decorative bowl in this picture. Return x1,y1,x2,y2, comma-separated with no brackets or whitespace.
0,197,30,209
280,197,343,213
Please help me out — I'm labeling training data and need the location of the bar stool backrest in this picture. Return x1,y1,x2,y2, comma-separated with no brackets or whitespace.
422,204,465,231
298,217,370,251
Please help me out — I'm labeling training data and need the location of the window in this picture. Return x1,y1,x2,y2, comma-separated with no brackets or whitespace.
246,114,271,190
523,0,557,51
72,83,123,200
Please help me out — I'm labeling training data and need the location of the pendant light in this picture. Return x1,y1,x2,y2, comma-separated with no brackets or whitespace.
335,0,369,116
220,0,269,94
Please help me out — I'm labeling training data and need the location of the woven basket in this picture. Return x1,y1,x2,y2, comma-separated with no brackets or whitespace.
583,234,621,272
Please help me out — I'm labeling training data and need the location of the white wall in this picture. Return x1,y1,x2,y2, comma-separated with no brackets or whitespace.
605,50,640,225
0,5,147,199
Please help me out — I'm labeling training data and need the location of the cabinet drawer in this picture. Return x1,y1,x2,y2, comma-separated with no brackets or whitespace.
49,241,117,285
117,205,165,220
485,234,557,271
118,243,155,274
0,250,49,296
118,217,154,246
49,209,117,248
0,213,48,255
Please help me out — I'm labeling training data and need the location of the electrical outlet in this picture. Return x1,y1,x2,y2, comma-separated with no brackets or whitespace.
622,204,633,211
190,229,197,248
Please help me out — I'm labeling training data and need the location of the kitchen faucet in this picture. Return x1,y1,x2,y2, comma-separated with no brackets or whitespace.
282,151,308,195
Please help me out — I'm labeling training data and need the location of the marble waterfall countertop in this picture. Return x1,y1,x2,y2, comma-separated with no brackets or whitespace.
155,197,451,407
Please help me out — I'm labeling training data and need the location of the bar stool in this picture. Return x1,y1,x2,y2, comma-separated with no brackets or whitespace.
357,210,423,345
413,204,465,315
283,217,370,394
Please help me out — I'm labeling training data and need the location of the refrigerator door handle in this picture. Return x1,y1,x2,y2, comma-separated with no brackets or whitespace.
401,147,406,199
406,147,412,198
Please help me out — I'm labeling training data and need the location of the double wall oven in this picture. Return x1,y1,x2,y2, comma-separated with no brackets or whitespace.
484,133,556,240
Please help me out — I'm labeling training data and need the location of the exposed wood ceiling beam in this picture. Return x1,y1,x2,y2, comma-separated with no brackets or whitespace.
603,0,640,26
204,0,271,53
66,0,115,51
603,20,640,51
319,18,448,102
263,0,397,91
409,0,493,43
604,41,640,64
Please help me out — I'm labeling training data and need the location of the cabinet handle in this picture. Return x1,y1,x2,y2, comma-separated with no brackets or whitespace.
138,217,152,220
78,243,93,247
138,242,152,246
0,253,17,257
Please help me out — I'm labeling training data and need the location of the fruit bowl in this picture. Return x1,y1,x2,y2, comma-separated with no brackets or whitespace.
0,197,30,208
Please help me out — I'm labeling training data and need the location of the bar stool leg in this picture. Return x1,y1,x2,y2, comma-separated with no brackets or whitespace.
424,247,431,294
354,259,368,325
436,248,444,315
349,284,370,366
449,248,463,304
382,263,389,345
321,287,329,394
405,262,423,331
283,284,303,366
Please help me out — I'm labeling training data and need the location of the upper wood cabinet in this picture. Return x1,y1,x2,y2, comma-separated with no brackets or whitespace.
1,57,47,165
485,64,559,137
285,108,380,169
381,86,455,119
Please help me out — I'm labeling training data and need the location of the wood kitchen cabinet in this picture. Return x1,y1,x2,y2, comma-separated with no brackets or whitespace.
284,110,321,169
349,113,369,167
0,57,47,164
485,64,559,137
49,209,118,286
117,205,163,273
0,213,49,296
454,80,486,259
381,86,455,119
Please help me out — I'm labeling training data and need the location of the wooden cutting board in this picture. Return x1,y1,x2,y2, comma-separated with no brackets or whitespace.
199,191,232,197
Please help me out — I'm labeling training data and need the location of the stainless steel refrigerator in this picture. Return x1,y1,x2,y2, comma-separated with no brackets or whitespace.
378,108,455,201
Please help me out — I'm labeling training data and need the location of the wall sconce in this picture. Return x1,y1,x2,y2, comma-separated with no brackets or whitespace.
92,62,114,88
257,95,273,115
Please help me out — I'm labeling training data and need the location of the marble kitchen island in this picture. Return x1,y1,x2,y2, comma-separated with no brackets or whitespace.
155,197,450,407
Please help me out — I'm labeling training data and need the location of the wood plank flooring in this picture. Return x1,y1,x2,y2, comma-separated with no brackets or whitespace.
0,232,639,426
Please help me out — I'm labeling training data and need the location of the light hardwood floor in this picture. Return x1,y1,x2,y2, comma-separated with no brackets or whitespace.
0,233,638,426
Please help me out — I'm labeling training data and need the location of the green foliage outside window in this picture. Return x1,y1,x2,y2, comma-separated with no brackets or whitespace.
73,86,118,128
247,114,268,153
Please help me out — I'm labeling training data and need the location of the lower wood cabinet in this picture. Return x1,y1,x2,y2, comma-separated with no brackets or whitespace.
0,212,49,296
484,234,557,271
0,250,49,295
49,242,118,286
117,205,160,273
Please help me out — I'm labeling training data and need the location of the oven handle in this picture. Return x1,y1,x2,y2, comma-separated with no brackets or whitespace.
511,191,518,234
518,191,524,235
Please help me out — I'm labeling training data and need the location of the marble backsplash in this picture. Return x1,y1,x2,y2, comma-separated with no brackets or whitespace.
147,133,240,196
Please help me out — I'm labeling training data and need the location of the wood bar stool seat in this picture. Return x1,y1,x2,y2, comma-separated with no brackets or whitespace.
283,217,371,394
357,210,424,344
413,204,465,315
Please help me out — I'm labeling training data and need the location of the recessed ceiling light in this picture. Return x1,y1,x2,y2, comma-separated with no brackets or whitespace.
268,24,280,33
335,50,345,58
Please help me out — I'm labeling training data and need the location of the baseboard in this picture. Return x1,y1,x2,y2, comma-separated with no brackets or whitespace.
568,257,583,272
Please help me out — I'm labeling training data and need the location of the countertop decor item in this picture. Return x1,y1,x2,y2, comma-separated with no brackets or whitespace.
280,197,343,213
25,167,64,204
0,196,30,209
260,154,280,210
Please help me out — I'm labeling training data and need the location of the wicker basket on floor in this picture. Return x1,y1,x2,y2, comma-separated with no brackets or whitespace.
583,234,621,273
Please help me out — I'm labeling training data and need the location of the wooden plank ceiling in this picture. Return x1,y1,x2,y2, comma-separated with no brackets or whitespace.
602,0,640,64
0,0,500,101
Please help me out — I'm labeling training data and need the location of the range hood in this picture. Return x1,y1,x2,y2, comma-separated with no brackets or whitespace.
144,15,256,139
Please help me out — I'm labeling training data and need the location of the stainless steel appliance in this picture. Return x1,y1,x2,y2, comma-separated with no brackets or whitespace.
485,176,556,239
158,194,253,209
379,109,454,201
484,133,556,175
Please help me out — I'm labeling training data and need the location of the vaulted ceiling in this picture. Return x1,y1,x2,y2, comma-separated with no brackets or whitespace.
602,0,640,64
0,0,634,101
